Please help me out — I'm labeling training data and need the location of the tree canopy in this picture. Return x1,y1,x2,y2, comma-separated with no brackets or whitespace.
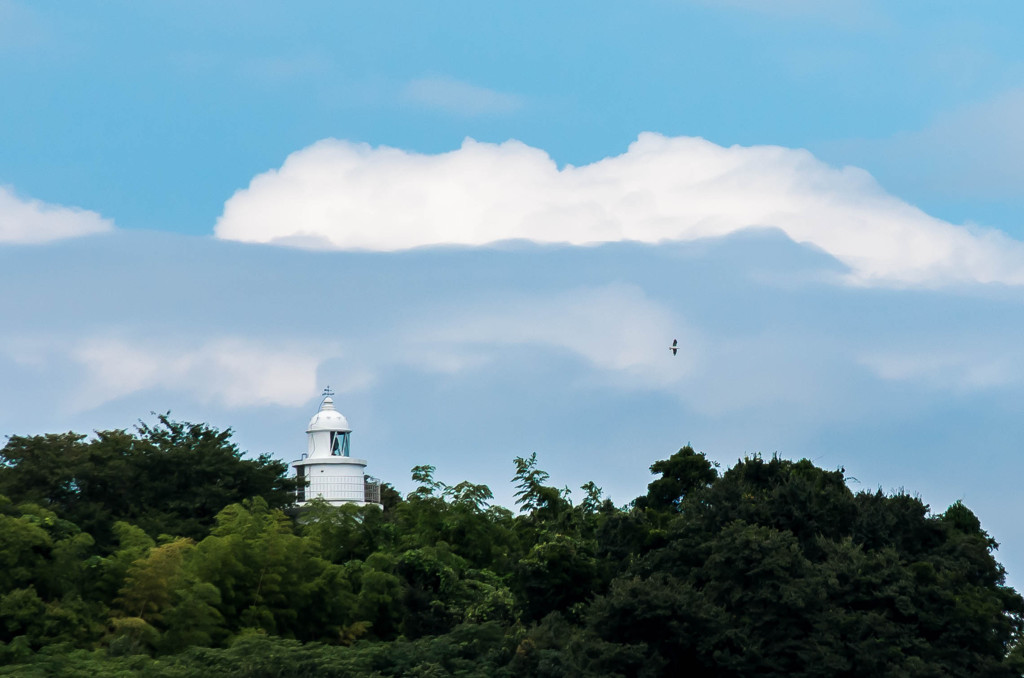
0,422,1020,677
0,415,297,546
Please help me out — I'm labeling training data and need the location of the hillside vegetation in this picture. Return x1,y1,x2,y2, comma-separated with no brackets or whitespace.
0,417,1021,677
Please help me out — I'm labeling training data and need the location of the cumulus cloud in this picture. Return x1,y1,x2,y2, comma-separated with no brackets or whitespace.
829,88,1024,201
402,76,522,116
215,134,1024,287
1,286,684,414
3,336,333,411
0,186,113,244
406,284,692,388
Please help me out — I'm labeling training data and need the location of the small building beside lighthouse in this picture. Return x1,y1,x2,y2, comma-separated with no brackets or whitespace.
292,391,381,506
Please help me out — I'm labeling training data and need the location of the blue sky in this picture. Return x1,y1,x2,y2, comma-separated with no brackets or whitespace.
4,1,1024,582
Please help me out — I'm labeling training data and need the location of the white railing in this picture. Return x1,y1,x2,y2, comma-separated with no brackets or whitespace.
296,475,382,504
364,477,381,504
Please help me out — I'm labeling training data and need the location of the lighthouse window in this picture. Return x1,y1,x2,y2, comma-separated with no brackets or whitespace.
330,432,350,457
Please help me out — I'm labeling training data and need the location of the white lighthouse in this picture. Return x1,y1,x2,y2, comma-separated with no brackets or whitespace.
292,389,381,506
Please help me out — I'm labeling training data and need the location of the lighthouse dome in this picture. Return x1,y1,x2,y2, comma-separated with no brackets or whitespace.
306,397,351,433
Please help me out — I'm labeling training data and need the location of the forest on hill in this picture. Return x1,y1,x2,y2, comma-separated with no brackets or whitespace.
0,415,1022,677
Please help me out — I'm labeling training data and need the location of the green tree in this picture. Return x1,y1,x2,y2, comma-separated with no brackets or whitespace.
0,416,298,548
188,498,355,642
637,445,717,512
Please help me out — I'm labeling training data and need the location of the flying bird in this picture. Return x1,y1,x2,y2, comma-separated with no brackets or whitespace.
669,339,678,356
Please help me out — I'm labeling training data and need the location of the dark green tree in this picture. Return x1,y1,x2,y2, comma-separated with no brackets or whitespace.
637,445,717,512
0,415,297,547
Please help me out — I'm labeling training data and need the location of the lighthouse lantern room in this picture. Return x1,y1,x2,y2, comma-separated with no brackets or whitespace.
292,389,381,506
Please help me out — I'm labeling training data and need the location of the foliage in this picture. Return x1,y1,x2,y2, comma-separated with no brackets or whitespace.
1,422,1021,677
0,415,297,547
637,445,717,512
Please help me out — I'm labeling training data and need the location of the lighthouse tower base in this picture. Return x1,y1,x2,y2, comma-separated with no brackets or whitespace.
293,456,381,506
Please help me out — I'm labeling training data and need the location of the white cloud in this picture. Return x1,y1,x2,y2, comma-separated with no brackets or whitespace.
860,350,1020,392
14,336,331,411
831,88,1024,201
0,185,113,244
406,284,692,389
0,286,685,414
215,134,1024,287
402,76,522,116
